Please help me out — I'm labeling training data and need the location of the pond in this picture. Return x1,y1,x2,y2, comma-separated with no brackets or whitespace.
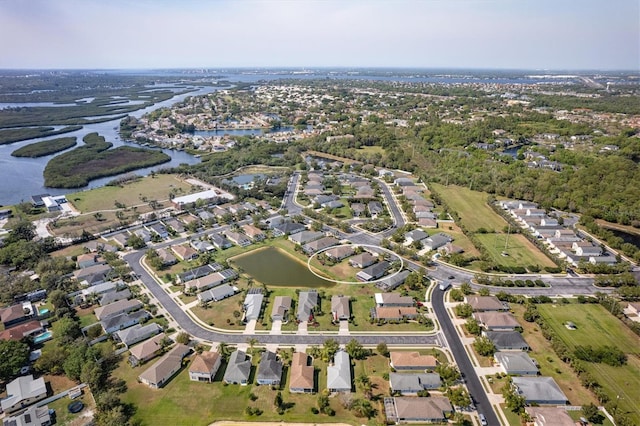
231,246,333,288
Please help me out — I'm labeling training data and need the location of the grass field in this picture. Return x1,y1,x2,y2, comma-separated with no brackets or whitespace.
474,233,556,269
68,173,193,213
430,183,507,232
510,305,597,406
537,304,640,423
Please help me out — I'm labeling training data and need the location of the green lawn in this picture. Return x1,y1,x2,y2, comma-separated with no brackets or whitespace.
537,304,640,424
474,233,556,269
430,183,507,232
68,173,193,213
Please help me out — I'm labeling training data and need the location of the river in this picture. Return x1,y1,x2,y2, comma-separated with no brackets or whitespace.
0,85,220,205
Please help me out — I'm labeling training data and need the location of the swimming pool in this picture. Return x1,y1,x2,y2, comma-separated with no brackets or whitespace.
33,331,52,344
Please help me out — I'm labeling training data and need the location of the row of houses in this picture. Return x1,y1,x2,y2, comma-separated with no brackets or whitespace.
465,296,569,405
500,200,616,267
394,177,439,229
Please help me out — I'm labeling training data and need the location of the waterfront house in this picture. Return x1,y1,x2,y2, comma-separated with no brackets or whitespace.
349,252,376,268
243,290,264,322
296,291,318,322
271,296,292,322
356,261,390,282
331,295,350,321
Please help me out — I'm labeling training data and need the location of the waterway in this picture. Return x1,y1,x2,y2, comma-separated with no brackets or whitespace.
0,85,220,205
231,247,333,288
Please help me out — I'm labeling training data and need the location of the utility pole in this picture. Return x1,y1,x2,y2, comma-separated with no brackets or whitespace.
504,223,511,251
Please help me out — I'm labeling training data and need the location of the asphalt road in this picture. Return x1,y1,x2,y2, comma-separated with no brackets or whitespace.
431,286,501,426
124,250,439,346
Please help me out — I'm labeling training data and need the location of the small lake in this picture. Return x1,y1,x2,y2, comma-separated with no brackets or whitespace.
231,247,333,288
605,227,640,249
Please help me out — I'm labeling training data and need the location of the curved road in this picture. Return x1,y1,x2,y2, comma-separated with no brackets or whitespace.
432,286,500,426
124,250,439,346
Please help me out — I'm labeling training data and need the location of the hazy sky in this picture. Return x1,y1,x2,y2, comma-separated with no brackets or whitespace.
1,0,638,70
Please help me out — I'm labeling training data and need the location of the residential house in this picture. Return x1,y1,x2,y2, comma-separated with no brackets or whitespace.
100,288,131,306
572,241,602,257
129,334,166,365
494,352,539,376
376,270,411,291
114,323,162,348
297,291,319,322
101,310,150,334
223,350,252,385
349,252,376,268
405,229,429,246
375,306,418,321
389,373,442,394
156,248,177,266
138,344,191,389
589,255,617,265
73,263,112,287
209,233,232,250
525,407,575,426
176,264,223,284
327,350,351,392
375,293,413,307
0,320,43,342
243,290,264,322
272,221,305,237
289,231,324,245
394,178,415,187
1,404,52,426
110,232,130,248
94,299,143,321
474,312,520,331
0,303,34,329
198,210,216,222
132,228,152,243
385,397,453,423
163,217,185,233
256,351,283,386
389,351,438,371
419,218,438,228
271,296,292,322
356,261,390,282
225,231,252,247
368,201,383,216
331,295,350,321
189,351,222,382
423,233,452,251
324,245,355,261
350,203,366,217
242,224,265,241
0,375,47,413
465,295,507,312
171,244,199,261
79,281,119,304
83,240,117,253
198,283,236,303
184,269,238,293
190,239,215,253
511,377,568,405
147,222,168,239
76,253,105,269
289,352,315,393
484,331,530,351
303,236,339,254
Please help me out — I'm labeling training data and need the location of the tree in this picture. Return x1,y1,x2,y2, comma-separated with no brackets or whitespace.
345,339,367,360
436,363,461,387
94,405,129,426
356,373,372,399
53,316,82,344
127,234,146,249
454,303,473,318
460,282,473,295
447,387,471,407
582,403,604,424
350,398,375,418
473,336,496,357
0,340,29,381
465,318,482,335
6,219,36,243
34,344,67,375
49,289,69,312
502,382,526,413
376,342,389,357
274,391,283,409
322,338,340,362
175,332,191,345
